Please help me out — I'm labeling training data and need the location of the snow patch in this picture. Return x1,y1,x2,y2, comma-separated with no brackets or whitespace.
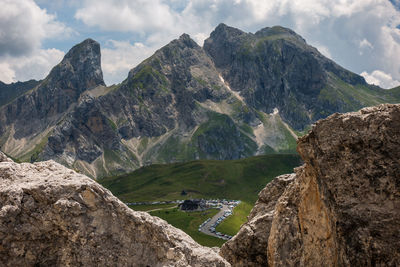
270,108,279,115
219,74,246,104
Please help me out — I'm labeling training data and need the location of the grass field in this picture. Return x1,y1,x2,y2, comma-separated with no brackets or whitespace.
150,208,225,247
128,203,177,211
100,154,301,247
100,154,301,204
216,202,253,236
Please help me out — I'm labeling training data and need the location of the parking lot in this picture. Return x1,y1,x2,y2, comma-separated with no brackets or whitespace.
198,200,239,240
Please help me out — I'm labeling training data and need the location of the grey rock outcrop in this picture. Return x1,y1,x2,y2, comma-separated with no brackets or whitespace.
0,39,104,138
220,173,296,266
0,80,40,107
39,33,259,177
221,104,400,266
2,24,400,178
0,152,229,266
203,23,393,130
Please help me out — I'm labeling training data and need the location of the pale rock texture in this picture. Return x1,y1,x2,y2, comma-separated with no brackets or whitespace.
220,173,296,266
0,153,229,266
221,104,400,266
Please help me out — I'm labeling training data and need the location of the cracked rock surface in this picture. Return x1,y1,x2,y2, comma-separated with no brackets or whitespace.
0,153,229,266
221,104,400,266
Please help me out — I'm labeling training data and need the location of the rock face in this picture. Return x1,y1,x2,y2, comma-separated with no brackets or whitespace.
0,39,104,138
1,24,400,178
220,173,296,266
204,24,393,130
221,104,400,266
0,80,40,107
0,152,229,266
0,39,105,165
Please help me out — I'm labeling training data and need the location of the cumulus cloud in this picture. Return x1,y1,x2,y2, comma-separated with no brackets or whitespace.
101,40,155,85
361,70,400,89
0,0,72,57
0,48,64,83
3,0,400,88
75,0,177,37
0,63,16,84
74,0,400,88
0,0,71,83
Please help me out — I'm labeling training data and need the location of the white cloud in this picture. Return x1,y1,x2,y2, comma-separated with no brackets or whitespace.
2,0,400,90
0,0,72,56
359,38,374,50
0,63,16,84
74,0,400,89
101,40,155,85
0,48,65,83
0,0,71,84
361,70,400,89
75,0,177,36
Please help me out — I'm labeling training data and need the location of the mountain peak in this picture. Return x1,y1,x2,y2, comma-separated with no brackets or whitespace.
175,33,198,48
210,23,246,39
255,25,306,43
204,24,248,68
63,38,101,65
47,38,104,90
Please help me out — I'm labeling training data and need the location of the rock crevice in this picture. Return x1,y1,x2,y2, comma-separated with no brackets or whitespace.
221,104,400,266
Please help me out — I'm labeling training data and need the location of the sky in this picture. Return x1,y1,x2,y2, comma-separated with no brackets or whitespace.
0,0,400,89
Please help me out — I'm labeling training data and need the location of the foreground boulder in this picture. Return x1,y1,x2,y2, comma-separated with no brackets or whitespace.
0,153,229,266
221,104,400,266
220,173,295,266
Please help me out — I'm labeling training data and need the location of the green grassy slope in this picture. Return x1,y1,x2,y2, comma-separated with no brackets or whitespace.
150,208,225,247
100,153,301,247
216,202,253,236
100,154,301,203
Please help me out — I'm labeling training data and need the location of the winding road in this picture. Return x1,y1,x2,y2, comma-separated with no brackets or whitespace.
199,204,231,240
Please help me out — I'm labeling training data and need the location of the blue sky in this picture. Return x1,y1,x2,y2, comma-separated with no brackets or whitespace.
1,0,400,89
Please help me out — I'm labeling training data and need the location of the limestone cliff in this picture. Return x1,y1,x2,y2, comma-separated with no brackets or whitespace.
0,152,229,266
3,25,400,178
220,173,296,266
220,104,400,266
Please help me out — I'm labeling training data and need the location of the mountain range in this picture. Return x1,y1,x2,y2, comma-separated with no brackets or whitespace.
1,23,399,178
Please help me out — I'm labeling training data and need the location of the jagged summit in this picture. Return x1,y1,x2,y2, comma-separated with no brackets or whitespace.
0,37,105,156
163,33,200,52
64,38,99,59
47,38,104,91
177,33,199,48
203,23,377,129
1,25,400,178
211,23,247,38
255,25,307,43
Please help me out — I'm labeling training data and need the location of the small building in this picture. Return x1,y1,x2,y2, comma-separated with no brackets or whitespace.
179,199,206,211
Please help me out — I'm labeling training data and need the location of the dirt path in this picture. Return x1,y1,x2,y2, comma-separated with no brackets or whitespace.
145,205,178,212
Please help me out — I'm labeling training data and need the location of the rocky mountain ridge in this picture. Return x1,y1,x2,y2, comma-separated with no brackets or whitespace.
221,103,400,266
1,104,399,266
0,39,104,164
1,24,400,178
0,80,40,107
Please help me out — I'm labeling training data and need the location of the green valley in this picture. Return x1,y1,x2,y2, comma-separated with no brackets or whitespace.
100,154,301,246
